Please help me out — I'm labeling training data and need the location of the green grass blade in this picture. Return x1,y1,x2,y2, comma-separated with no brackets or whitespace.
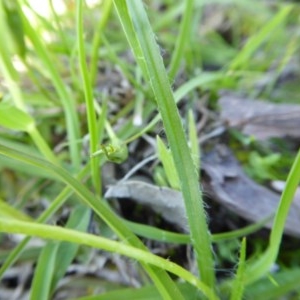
0,144,185,300
90,0,113,86
113,0,215,288
50,205,91,295
17,2,81,170
76,282,201,300
188,109,200,172
30,241,59,300
0,29,58,164
245,148,300,283
77,0,101,194
230,238,247,300
168,0,195,79
156,135,180,190
125,215,272,245
125,71,224,144
0,102,34,131
0,218,218,300
229,5,292,71
0,199,33,222
0,163,91,279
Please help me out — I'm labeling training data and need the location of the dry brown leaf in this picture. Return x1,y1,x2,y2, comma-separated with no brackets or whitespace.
219,91,300,140
202,145,300,237
105,181,188,232
105,146,300,237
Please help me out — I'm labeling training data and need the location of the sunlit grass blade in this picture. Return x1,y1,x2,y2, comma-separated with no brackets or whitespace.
77,0,101,194
0,31,58,164
0,199,33,222
90,0,113,86
0,144,185,300
0,218,218,300
113,0,215,288
17,2,81,170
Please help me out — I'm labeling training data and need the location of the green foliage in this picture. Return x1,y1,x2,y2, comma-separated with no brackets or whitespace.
247,152,281,182
0,1,299,299
230,238,247,300
0,0,26,58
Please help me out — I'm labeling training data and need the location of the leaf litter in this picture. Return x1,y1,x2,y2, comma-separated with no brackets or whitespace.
219,91,300,140
106,93,300,237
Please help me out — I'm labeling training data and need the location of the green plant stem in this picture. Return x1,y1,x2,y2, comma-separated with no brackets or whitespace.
18,2,81,170
0,218,218,300
114,0,215,288
0,144,185,300
76,0,101,195
124,215,271,245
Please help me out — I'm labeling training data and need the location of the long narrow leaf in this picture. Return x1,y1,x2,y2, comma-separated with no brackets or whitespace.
230,238,247,300
30,241,59,300
0,218,217,300
168,0,195,79
113,0,215,288
77,0,101,194
245,148,300,283
0,144,185,300
17,2,81,169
